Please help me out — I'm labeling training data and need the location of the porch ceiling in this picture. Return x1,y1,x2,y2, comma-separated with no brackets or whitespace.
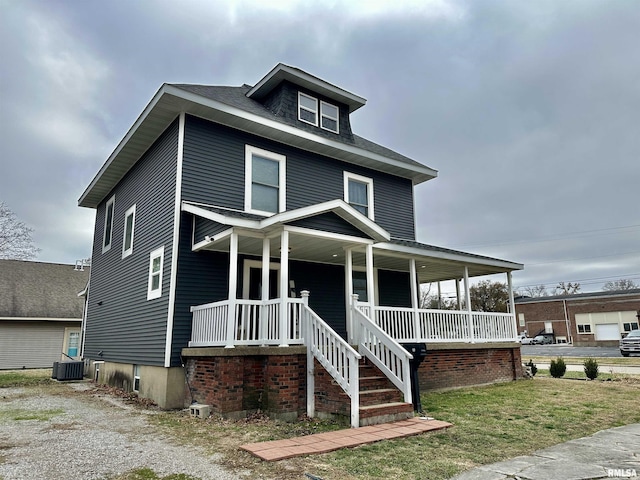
199,229,521,283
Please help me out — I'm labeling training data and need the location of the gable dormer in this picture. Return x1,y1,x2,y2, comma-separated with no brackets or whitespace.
246,64,365,143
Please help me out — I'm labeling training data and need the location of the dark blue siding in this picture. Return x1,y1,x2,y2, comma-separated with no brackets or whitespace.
290,261,346,338
377,270,411,307
181,115,415,239
194,217,229,244
289,212,370,238
84,119,179,366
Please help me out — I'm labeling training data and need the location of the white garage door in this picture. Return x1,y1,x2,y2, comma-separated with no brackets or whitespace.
595,323,621,341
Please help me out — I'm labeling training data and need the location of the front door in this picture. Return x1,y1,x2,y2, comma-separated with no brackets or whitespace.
242,260,280,300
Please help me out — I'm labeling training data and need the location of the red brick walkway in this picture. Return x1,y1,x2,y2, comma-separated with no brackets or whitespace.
240,417,452,461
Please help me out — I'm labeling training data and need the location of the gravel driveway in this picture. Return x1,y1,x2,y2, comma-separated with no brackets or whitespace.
0,383,241,480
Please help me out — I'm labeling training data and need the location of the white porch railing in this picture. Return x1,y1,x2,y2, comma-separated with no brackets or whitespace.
364,305,518,343
301,291,361,428
351,297,413,407
189,298,304,347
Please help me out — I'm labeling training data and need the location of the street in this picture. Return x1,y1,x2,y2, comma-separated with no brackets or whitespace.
520,345,624,358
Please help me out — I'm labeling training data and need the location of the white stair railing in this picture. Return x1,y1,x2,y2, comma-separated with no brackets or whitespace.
300,291,361,428
352,295,413,407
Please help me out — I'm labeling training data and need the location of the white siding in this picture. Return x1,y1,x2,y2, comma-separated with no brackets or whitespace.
0,321,78,369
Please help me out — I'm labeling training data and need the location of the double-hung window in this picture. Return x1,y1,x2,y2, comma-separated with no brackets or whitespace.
245,145,286,215
102,195,115,253
122,204,136,258
320,101,339,133
147,247,164,300
298,92,318,126
344,172,374,219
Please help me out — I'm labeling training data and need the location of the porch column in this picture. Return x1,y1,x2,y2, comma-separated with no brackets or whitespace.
455,279,462,310
437,282,442,309
409,258,420,340
365,243,374,310
260,237,270,344
464,266,474,343
225,232,239,348
302,290,315,418
507,271,517,340
345,248,354,343
279,230,290,347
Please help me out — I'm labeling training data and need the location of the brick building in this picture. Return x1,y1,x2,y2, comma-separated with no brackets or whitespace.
514,289,640,346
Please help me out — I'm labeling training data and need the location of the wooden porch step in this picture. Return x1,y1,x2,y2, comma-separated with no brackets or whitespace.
358,402,414,426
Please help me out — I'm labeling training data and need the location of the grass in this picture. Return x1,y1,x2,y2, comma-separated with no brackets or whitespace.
0,369,53,388
525,355,640,366
147,376,640,480
108,468,200,480
2,369,639,479
0,408,64,422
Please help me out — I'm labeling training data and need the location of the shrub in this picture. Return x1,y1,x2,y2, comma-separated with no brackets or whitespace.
584,357,599,380
549,357,567,378
525,359,537,377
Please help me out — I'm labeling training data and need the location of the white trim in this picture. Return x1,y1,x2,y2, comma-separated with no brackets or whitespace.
298,91,318,126
242,259,281,299
0,317,82,322
102,195,115,253
165,112,185,366
344,171,374,220
192,228,233,251
373,242,524,270
247,63,367,113
79,84,437,208
352,264,380,306
320,100,339,134
283,225,374,245
182,198,390,242
244,145,287,216
147,246,165,300
121,204,136,258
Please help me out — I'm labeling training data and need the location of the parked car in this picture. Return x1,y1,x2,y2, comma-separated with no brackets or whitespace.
531,335,553,345
620,329,640,357
520,337,534,345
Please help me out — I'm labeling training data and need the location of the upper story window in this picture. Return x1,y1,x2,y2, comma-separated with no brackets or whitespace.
320,101,339,133
245,145,286,215
102,195,115,253
122,204,136,259
147,246,164,300
344,172,374,220
298,92,318,126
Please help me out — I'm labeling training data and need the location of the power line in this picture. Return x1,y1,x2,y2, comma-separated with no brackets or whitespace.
525,250,640,267
452,223,640,249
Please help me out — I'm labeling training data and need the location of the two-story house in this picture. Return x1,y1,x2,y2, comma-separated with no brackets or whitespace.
79,64,523,427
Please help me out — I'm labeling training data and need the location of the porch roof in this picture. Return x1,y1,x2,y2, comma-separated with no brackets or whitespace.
374,239,524,283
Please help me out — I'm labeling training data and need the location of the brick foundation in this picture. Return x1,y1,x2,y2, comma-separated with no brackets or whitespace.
182,346,306,420
419,344,524,391
182,343,524,420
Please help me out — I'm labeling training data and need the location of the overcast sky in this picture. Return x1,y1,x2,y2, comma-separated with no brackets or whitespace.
1,0,638,294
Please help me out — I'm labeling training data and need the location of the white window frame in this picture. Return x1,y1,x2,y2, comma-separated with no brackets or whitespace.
147,246,164,300
133,365,140,392
518,313,525,327
320,100,339,134
102,195,115,253
344,172,375,220
577,323,592,334
298,92,318,126
122,204,136,259
244,145,286,216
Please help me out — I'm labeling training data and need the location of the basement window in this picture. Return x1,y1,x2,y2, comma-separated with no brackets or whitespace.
133,365,140,392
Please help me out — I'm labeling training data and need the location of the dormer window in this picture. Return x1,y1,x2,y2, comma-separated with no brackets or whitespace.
321,101,339,133
298,92,318,126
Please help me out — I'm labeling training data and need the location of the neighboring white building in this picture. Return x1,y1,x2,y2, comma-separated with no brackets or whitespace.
0,260,89,369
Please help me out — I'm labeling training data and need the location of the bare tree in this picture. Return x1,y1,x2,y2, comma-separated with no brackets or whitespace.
470,280,509,312
602,279,638,291
554,281,580,295
522,284,549,297
0,202,39,260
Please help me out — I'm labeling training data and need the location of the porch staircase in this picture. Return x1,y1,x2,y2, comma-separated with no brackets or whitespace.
355,357,414,426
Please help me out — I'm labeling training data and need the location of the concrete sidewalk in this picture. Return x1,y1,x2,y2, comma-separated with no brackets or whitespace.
452,423,640,480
